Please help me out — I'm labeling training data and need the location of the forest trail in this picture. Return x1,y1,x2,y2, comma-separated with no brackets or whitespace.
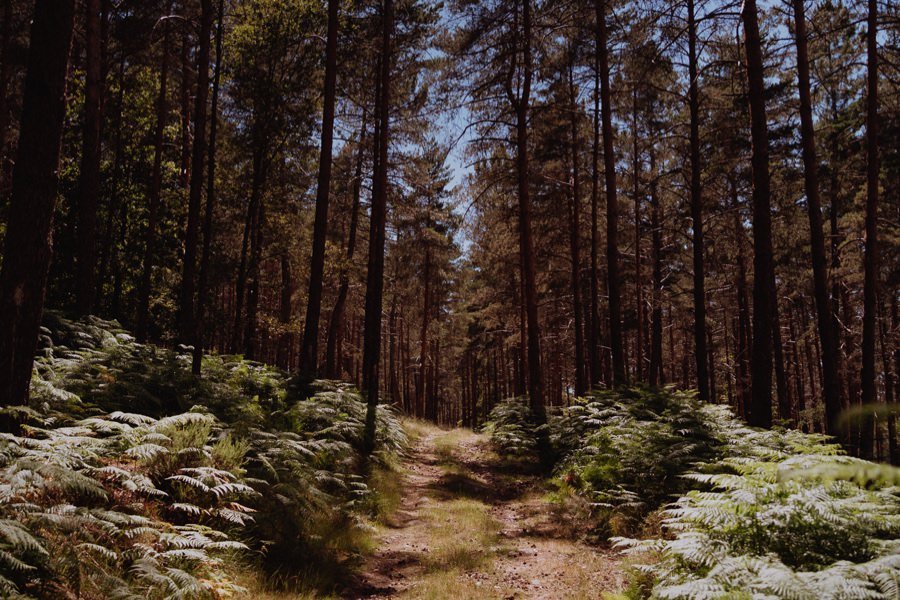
348,423,625,599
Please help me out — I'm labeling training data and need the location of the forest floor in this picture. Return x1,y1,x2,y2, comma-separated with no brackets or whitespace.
346,422,625,599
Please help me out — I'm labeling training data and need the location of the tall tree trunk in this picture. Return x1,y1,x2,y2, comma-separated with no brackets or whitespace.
244,195,264,360
136,1,174,342
299,0,339,378
0,0,13,181
277,254,293,369
75,0,104,316
732,180,752,416
568,52,586,397
0,0,76,412
325,113,366,378
510,0,547,441
589,34,601,388
192,0,224,375
742,0,775,428
790,0,843,438
687,0,709,400
362,0,394,456
177,0,213,342
631,88,643,382
649,144,663,386
417,249,431,417
231,142,266,353
179,23,191,188
859,0,879,458
596,0,624,385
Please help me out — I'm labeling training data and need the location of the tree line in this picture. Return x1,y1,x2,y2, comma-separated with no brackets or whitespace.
0,0,896,459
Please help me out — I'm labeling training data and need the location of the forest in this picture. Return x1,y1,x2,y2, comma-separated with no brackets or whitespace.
0,0,897,597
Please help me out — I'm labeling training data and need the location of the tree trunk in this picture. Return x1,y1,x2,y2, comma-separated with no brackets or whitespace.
177,0,213,342
363,0,394,456
137,1,174,342
0,0,13,181
790,0,843,438
859,0,879,458
649,144,663,387
277,254,293,369
325,114,366,378
687,0,709,400
568,51,586,397
596,0,624,385
244,194,264,360
631,87,643,382
589,34,601,388
0,0,76,412
75,0,104,315
742,0,775,428
192,0,224,374
180,23,191,189
511,0,547,441
417,248,431,417
231,146,266,353
299,0,339,378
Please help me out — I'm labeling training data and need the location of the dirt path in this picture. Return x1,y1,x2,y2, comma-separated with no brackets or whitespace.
347,425,624,599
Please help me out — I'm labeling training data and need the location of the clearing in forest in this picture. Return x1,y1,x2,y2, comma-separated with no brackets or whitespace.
348,423,625,599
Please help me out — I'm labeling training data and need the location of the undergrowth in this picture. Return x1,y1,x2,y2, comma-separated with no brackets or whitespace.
486,386,900,599
0,314,407,599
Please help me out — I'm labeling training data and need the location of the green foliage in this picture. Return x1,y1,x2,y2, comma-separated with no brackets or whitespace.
0,316,408,598
483,398,541,457
487,386,900,599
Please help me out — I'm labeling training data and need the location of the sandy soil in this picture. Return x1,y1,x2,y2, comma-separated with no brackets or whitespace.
346,427,625,599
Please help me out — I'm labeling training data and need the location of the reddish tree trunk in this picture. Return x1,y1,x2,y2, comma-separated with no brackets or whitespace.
568,53,586,397
790,0,843,437
742,0,775,428
299,0,339,377
596,0,624,385
362,0,394,456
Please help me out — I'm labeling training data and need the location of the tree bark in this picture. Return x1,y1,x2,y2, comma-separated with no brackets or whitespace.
790,0,843,438
687,0,709,400
325,114,366,378
299,0,339,378
511,0,547,440
649,143,663,386
137,1,174,343
193,0,225,374
589,33,601,388
0,0,13,180
75,0,104,315
568,52,586,397
742,0,775,428
0,0,76,412
596,0,624,385
363,0,394,456
417,248,431,417
177,0,213,342
859,0,879,458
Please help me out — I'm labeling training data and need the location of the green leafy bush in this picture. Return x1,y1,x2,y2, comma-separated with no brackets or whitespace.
488,386,900,599
483,398,542,457
0,315,408,598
